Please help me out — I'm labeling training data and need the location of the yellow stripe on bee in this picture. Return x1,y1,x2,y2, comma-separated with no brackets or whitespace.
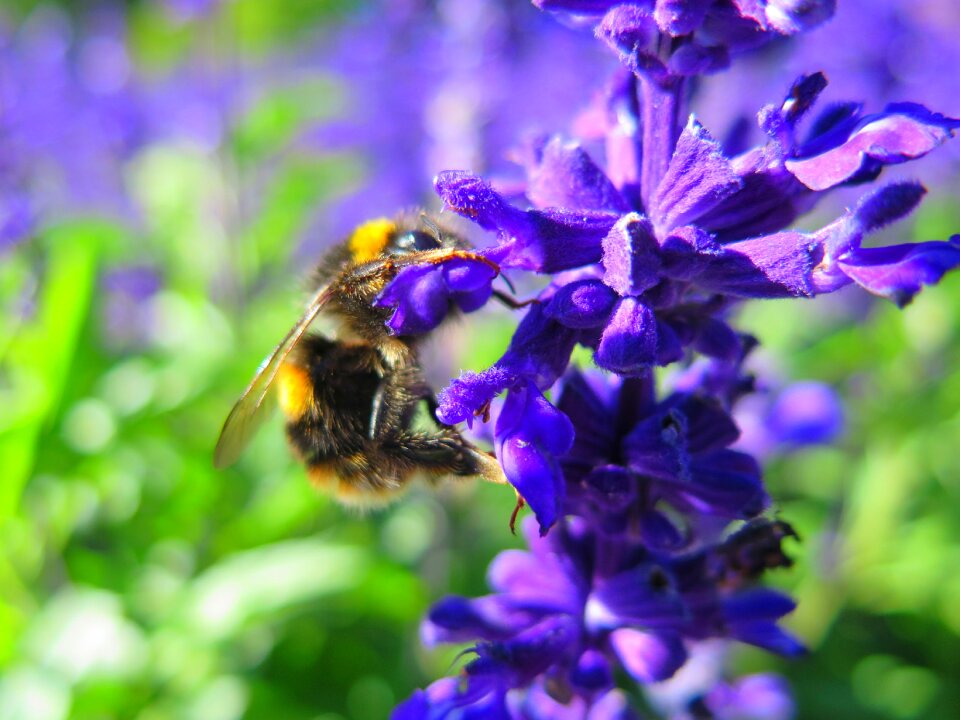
348,218,396,263
276,362,313,420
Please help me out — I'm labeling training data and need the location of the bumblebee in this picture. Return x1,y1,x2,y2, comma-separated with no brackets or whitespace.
711,518,799,589
214,214,506,504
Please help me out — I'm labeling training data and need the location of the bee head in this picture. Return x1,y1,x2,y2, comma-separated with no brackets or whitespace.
392,229,443,255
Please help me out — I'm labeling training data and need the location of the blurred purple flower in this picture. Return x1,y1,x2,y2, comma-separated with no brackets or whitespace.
0,7,147,226
101,265,163,347
160,0,225,23
0,194,34,252
301,0,611,244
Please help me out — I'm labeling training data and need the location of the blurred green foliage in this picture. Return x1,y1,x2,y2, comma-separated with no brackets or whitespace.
2,2,960,720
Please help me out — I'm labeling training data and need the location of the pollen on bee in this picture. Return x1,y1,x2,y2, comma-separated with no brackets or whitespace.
348,218,396,263
276,362,313,420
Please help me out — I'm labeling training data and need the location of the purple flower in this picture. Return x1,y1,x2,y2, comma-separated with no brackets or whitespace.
558,371,769,529
409,517,688,715
705,673,795,720
399,500,802,714
375,256,498,336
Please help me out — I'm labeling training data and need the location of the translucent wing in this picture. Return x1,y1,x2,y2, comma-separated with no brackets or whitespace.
214,284,337,469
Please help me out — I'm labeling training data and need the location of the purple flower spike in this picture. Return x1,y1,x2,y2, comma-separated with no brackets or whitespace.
496,383,575,532
394,2,960,716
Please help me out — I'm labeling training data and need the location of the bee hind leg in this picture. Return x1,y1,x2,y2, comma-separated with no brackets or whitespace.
386,431,506,485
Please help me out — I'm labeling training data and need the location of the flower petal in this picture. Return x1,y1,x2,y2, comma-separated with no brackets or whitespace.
438,366,517,425
683,449,769,518
766,382,844,446
838,237,960,307
587,564,685,630
486,548,581,612
472,615,578,683
544,279,618,329
706,674,795,720
526,136,630,213
435,170,616,272
655,0,712,36
572,649,614,693
596,5,665,79
596,298,660,374
496,383,575,532
391,676,511,720
602,213,662,296
437,304,578,424
786,104,960,191
609,629,687,683
378,265,450,335
424,595,532,644
704,231,819,298
651,118,742,231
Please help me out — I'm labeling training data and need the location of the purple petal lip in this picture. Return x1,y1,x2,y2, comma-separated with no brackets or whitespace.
787,105,960,191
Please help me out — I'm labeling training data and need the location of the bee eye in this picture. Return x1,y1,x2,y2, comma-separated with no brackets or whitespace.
394,231,441,253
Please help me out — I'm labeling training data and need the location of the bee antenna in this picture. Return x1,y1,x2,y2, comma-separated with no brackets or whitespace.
420,213,443,243
500,272,517,295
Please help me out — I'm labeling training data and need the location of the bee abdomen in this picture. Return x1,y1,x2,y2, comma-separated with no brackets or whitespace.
276,362,314,421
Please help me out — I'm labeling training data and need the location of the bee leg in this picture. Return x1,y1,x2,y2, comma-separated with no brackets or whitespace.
424,394,442,424
421,395,507,485
369,363,430,441
370,383,387,440
386,431,507,486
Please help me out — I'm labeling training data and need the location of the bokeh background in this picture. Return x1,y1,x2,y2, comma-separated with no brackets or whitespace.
2,1,960,719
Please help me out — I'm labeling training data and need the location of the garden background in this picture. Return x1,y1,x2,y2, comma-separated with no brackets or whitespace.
1,1,959,718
